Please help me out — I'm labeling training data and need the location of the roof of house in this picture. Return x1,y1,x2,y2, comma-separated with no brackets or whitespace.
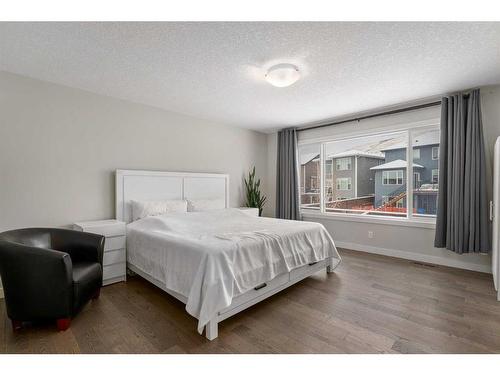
380,132,440,151
300,152,319,165
327,149,385,159
370,159,424,170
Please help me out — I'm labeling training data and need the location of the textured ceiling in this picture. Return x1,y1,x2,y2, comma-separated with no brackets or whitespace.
1,22,500,133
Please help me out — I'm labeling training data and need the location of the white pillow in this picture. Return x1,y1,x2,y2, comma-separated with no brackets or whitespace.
187,199,226,212
131,199,187,221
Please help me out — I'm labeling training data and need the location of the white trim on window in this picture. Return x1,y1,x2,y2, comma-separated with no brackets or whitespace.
432,146,439,160
432,169,439,184
336,177,352,191
335,157,352,171
382,170,404,185
413,148,420,160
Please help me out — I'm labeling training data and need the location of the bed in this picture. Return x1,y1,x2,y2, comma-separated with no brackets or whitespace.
116,169,341,340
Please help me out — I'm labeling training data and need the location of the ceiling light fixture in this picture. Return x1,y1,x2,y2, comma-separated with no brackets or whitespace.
265,63,300,87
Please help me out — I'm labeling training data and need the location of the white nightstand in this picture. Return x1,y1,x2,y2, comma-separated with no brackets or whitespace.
237,207,260,217
73,219,126,286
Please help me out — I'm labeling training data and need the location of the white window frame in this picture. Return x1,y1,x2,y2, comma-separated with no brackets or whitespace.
413,148,420,160
432,169,439,184
297,120,440,227
336,177,352,191
382,170,404,185
335,157,351,171
432,146,439,160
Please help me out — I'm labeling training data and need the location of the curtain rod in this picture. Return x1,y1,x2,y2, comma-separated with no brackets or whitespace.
296,100,442,133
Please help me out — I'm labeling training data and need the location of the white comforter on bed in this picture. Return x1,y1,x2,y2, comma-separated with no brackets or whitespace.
126,208,341,333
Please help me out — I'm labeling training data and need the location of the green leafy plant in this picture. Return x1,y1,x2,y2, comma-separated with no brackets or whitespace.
244,167,266,216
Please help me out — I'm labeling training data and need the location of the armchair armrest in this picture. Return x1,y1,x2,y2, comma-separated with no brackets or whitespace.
50,228,105,265
0,240,73,320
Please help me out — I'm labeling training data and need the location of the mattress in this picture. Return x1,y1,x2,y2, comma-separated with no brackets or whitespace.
126,208,341,333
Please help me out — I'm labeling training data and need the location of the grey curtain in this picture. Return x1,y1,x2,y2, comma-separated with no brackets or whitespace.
276,127,300,220
435,89,490,253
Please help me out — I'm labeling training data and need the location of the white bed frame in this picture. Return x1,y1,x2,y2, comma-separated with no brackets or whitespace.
115,169,337,340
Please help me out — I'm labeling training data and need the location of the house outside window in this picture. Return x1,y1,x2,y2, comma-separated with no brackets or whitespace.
432,146,439,160
382,170,403,185
336,157,351,171
336,177,352,190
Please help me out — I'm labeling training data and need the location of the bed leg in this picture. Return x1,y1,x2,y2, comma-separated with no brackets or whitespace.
327,257,336,273
205,318,218,341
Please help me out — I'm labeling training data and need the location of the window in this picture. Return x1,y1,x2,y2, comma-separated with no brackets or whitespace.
413,148,420,160
413,172,420,188
382,170,404,185
336,177,352,190
432,169,439,184
432,146,439,160
336,157,351,171
310,176,318,189
322,131,407,217
299,125,440,220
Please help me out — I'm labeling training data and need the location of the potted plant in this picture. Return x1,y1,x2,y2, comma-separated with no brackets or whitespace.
244,167,266,216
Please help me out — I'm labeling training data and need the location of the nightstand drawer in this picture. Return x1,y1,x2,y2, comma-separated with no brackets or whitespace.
73,219,127,286
103,262,126,281
103,249,126,266
104,236,126,251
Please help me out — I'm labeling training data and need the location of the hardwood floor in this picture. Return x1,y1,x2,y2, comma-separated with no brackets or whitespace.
2,248,500,354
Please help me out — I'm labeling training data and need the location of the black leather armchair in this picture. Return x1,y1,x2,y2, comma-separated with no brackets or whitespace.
0,228,105,331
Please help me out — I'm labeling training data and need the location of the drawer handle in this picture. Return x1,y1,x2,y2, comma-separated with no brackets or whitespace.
308,261,318,266
254,283,267,291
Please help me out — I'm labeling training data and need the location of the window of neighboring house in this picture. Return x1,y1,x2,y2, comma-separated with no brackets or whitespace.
382,170,404,185
336,177,352,190
413,172,420,188
336,157,351,171
432,146,439,160
432,169,439,184
310,176,318,189
413,148,420,160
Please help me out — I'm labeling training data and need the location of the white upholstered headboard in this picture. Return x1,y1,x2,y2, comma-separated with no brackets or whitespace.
115,169,230,223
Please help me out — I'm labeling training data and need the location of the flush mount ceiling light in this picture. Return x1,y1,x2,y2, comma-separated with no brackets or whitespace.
264,63,300,87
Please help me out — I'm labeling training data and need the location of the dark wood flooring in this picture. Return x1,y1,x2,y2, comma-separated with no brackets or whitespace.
2,248,500,354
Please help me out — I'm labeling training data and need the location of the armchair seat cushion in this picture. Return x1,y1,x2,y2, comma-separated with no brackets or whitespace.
72,261,102,312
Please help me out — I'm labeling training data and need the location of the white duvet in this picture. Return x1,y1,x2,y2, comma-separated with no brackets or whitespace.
126,208,341,333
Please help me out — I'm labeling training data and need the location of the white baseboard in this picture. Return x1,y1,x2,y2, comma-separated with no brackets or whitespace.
336,241,491,274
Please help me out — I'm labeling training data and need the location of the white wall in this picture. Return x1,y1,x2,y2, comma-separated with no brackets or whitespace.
267,86,500,273
0,71,269,230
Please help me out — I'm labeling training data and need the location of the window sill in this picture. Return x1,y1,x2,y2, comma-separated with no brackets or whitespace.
301,210,436,229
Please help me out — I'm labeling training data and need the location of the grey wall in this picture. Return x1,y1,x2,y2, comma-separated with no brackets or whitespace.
267,86,500,272
356,157,380,197
0,71,269,230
